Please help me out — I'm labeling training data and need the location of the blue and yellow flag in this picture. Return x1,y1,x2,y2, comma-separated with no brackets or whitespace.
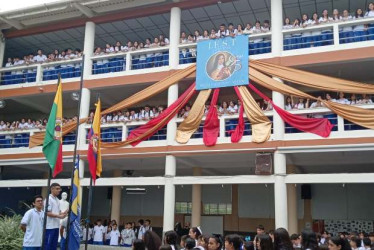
68,155,82,250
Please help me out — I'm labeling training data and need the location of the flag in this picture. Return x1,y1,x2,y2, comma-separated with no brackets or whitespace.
43,78,63,177
87,98,102,184
68,156,82,250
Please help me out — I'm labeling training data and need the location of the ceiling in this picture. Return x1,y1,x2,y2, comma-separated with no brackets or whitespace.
2,151,374,180
3,0,371,61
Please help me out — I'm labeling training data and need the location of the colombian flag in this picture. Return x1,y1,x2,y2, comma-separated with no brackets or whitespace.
87,98,102,184
43,78,63,177
68,155,82,250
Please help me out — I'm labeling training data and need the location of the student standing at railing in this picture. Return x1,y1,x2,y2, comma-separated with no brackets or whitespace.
138,42,147,69
93,47,104,74
311,13,322,47
217,23,229,38
301,14,313,48
202,30,210,40
64,48,77,78
144,38,154,68
180,31,188,43
251,21,263,54
159,34,169,66
261,20,271,53
291,19,302,49
319,10,334,45
283,18,293,50
365,2,374,40
353,9,366,42
237,24,244,35
285,96,293,110
243,23,253,35
340,10,354,44
209,29,217,39
132,41,140,70
228,23,238,37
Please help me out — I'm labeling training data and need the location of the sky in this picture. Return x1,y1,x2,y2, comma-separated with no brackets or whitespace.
0,0,61,13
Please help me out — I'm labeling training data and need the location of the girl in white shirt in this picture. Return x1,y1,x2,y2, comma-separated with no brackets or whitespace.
354,8,366,42
365,2,374,40
194,30,203,41
243,23,253,35
311,13,323,47
202,30,210,40
283,18,293,50
237,24,244,35
301,14,313,48
291,18,302,49
319,10,333,45
285,96,293,110
340,10,354,43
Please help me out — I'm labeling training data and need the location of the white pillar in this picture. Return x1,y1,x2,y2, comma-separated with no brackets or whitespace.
83,21,95,78
166,7,181,145
0,33,5,68
274,152,288,229
111,170,122,224
163,155,176,233
78,88,91,149
169,7,181,68
191,167,202,227
271,0,283,56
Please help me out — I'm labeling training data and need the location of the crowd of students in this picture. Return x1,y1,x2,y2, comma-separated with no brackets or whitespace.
78,220,374,250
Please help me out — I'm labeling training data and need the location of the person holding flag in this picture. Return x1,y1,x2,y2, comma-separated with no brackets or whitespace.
87,98,102,183
67,156,82,250
42,78,64,177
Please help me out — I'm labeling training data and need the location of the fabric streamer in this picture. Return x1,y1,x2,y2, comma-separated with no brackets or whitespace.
176,89,212,144
237,86,272,143
248,84,334,137
101,83,196,148
203,88,220,146
231,87,245,143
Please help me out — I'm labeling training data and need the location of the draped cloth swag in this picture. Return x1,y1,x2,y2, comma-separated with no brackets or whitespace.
248,84,334,137
103,83,196,148
250,67,374,130
203,88,220,146
176,89,212,144
231,87,245,143
237,86,271,143
251,60,374,94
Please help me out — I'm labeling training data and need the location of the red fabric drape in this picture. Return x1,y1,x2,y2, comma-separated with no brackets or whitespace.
248,84,334,138
128,84,196,146
203,88,220,146
231,87,245,143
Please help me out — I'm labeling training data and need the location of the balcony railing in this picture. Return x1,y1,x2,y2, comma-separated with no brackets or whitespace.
1,17,373,87
2,104,372,150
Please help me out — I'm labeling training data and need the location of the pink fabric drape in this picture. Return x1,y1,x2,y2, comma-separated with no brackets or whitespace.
203,88,220,147
231,87,245,143
248,84,334,138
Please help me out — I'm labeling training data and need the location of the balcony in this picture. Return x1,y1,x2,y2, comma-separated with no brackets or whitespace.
1,17,374,89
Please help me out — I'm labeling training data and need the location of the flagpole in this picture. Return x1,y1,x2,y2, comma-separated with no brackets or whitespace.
65,54,86,249
84,177,94,250
41,168,52,250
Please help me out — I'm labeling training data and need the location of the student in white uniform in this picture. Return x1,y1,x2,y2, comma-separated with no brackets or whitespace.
340,10,354,43
121,222,136,247
216,24,229,38
137,219,146,240
319,9,333,45
283,18,293,50
301,14,313,48
336,92,350,104
291,18,302,49
251,21,263,54
20,195,44,250
366,2,374,40
109,224,121,246
354,8,366,42
144,38,154,68
44,183,67,250
261,20,271,53
227,23,238,37
93,219,105,245
311,13,322,47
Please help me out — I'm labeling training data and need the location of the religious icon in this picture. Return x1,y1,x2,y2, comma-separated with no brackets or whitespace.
206,52,242,81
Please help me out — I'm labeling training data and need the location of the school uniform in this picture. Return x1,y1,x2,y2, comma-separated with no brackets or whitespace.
121,229,135,247
283,24,294,50
250,27,263,54
82,227,93,243
44,194,61,250
290,25,303,49
144,44,154,68
318,17,333,45
21,208,44,250
34,54,47,63
310,20,323,46
140,110,154,120
93,225,105,245
340,16,354,43
13,60,26,84
366,11,374,40
137,225,146,240
301,20,313,47
105,229,111,245
62,54,76,78
93,52,105,74
336,98,350,105
138,53,147,69
109,229,120,246
353,16,367,42
216,29,229,38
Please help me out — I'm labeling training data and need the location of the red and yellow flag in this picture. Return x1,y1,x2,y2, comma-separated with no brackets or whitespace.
42,79,63,177
87,98,102,184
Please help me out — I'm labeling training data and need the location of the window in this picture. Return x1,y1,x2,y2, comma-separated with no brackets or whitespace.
204,203,232,215
175,202,192,214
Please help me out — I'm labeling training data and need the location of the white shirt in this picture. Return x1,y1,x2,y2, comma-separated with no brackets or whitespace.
341,16,353,31
295,103,305,109
353,16,365,31
110,230,120,245
5,62,12,67
45,194,61,229
82,227,93,241
34,54,47,62
216,29,229,38
121,229,136,245
137,225,145,239
365,10,374,17
93,225,105,242
21,208,44,247
336,98,349,105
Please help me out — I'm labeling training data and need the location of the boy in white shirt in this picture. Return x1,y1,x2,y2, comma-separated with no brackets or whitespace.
34,49,47,63
93,219,105,245
110,224,121,246
121,222,136,247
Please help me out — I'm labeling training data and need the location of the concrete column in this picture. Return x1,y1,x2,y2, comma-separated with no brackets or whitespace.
169,7,181,68
163,155,176,233
111,169,122,224
83,21,95,78
271,0,283,56
274,152,288,230
303,199,313,230
78,88,91,149
272,78,285,140
191,167,202,227
166,7,181,145
0,33,5,68
287,165,298,234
